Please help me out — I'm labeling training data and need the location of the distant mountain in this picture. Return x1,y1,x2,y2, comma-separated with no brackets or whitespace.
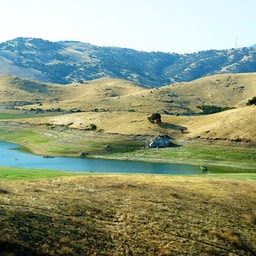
0,37,256,87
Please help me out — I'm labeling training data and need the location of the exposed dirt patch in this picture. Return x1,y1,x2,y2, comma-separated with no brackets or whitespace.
0,175,255,255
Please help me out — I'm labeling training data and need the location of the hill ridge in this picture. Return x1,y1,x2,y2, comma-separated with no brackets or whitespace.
1,73,255,114
1,37,256,87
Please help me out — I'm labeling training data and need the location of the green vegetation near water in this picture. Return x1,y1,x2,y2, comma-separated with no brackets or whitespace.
204,173,256,180
0,110,62,119
1,123,255,164
0,166,86,180
0,122,255,181
110,142,256,169
0,166,255,181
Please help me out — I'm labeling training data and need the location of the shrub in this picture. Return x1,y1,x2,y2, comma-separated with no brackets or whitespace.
89,123,97,131
147,113,162,123
246,96,256,106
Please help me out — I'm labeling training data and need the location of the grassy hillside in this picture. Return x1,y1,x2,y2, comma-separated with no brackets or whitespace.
0,174,255,255
1,73,256,143
158,73,256,112
180,106,256,142
0,75,67,104
1,73,256,112
21,106,255,144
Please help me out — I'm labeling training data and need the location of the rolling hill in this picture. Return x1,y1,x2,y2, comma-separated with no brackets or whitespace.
1,73,255,143
1,37,256,87
0,74,67,103
23,106,255,143
1,73,255,114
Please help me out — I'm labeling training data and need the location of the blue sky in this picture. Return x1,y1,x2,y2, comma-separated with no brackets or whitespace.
0,0,256,53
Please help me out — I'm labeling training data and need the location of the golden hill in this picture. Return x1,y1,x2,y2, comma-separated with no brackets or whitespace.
25,106,256,143
181,106,256,142
0,75,67,103
1,73,256,114
1,73,256,142
147,72,256,113
30,72,256,114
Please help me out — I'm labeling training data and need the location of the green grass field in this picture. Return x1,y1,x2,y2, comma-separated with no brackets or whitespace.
0,110,62,119
0,166,87,180
0,166,255,181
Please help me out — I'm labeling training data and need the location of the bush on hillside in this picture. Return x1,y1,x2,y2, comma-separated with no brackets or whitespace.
89,123,97,131
147,113,162,123
246,96,256,106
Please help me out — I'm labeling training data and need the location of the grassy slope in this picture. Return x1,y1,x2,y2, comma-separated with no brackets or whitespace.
1,73,256,143
173,106,256,142
166,73,256,110
0,175,255,255
31,72,256,113
18,105,256,144
1,73,256,113
0,166,87,180
0,75,68,103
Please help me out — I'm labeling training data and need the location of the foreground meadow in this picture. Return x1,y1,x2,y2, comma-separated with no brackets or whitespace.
0,173,255,255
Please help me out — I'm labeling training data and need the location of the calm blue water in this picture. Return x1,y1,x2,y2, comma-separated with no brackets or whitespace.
0,141,202,174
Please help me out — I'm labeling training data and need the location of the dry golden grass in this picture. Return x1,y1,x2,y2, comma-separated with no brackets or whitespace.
33,72,256,113
1,73,256,143
0,175,255,255
35,78,146,112
179,106,256,142
164,73,256,111
2,73,256,114
0,75,67,103
23,105,256,143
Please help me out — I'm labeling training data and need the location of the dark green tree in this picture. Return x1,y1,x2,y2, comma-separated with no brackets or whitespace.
147,113,162,123
90,123,97,131
246,96,256,106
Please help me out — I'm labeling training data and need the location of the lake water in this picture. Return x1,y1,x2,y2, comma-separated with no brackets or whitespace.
0,141,202,174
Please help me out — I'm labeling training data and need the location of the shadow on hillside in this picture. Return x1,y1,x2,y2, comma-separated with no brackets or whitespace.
0,241,41,256
169,142,182,147
159,122,188,133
